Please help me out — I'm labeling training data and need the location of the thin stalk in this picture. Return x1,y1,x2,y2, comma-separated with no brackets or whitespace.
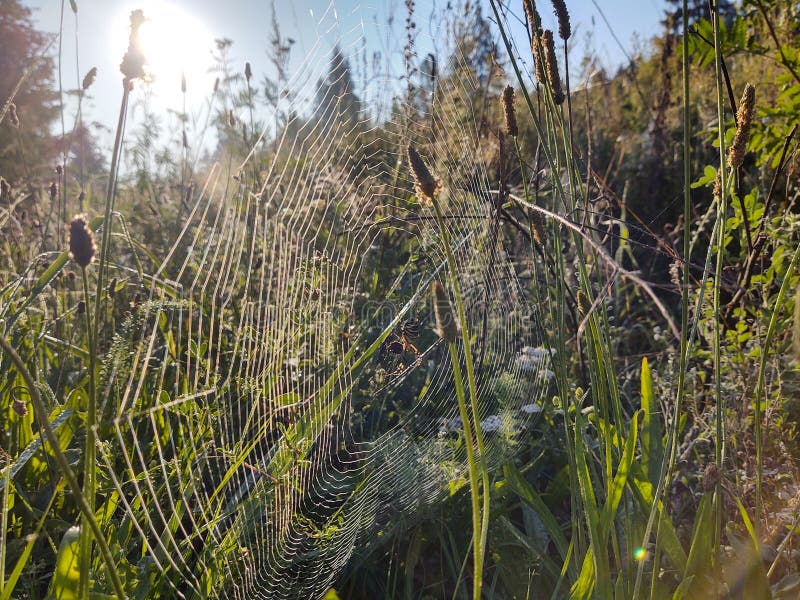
0,334,126,599
78,267,97,599
448,340,483,599
711,0,728,585
430,197,489,599
94,83,131,345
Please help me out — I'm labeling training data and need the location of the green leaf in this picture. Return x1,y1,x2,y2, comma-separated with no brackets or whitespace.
640,358,663,489
49,526,82,600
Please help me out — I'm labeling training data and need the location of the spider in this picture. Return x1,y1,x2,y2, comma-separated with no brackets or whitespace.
381,318,421,376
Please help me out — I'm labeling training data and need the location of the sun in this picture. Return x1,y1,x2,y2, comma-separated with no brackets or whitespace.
115,1,215,100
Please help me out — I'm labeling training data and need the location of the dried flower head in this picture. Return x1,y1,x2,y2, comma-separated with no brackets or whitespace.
77,300,86,315
551,0,571,40
703,463,720,493
407,144,441,201
69,214,95,268
12,398,27,418
228,109,236,127
82,67,97,90
502,85,518,137
181,70,187,93
120,9,147,82
433,280,459,342
727,83,755,169
245,62,253,82
531,34,546,85
55,164,63,177
522,0,541,34
713,169,722,198
530,211,545,244
542,30,565,105
49,181,57,201
213,77,220,93
8,103,19,128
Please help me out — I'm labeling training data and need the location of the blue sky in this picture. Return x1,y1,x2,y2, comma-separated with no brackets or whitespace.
26,0,667,149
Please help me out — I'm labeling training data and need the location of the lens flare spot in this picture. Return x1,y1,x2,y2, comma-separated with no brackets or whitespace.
633,547,648,562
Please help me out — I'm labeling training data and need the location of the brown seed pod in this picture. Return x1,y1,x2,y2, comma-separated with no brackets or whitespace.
12,398,27,418
551,0,571,41
407,144,441,201
542,30,565,105
82,66,97,90
245,62,253,82
502,85,518,137
49,181,57,201
522,0,541,34
727,83,755,169
433,280,460,342
69,215,96,268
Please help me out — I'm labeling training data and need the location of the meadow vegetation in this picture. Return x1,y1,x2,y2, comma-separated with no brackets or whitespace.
1,0,799,598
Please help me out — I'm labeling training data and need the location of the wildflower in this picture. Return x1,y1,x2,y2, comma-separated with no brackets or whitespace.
502,85,518,137
407,144,441,201
727,83,755,169
69,215,95,268
521,403,543,414
481,415,502,432
433,280,459,342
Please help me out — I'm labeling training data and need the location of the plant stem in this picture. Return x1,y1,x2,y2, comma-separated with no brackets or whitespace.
78,267,97,599
0,334,126,599
430,196,489,599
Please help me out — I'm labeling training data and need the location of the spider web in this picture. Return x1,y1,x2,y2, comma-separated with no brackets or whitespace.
94,2,550,597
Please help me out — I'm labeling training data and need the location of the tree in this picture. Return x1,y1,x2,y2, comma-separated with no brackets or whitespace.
0,0,59,185
314,46,362,131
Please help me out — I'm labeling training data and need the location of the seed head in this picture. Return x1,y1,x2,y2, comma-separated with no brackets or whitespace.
407,144,441,201
82,67,97,90
522,0,541,34
69,214,95,268
530,211,545,244
8,103,19,128
703,463,720,493
531,34,546,85
55,164,63,177
245,62,253,82
120,9,147,82
12,398,27,418
727,83,755,169
713,169,722,198
550,0,571,40
181,71,187,93
502,85,518,137
433,280,460,342
49,181,57,201
542,30,565,105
